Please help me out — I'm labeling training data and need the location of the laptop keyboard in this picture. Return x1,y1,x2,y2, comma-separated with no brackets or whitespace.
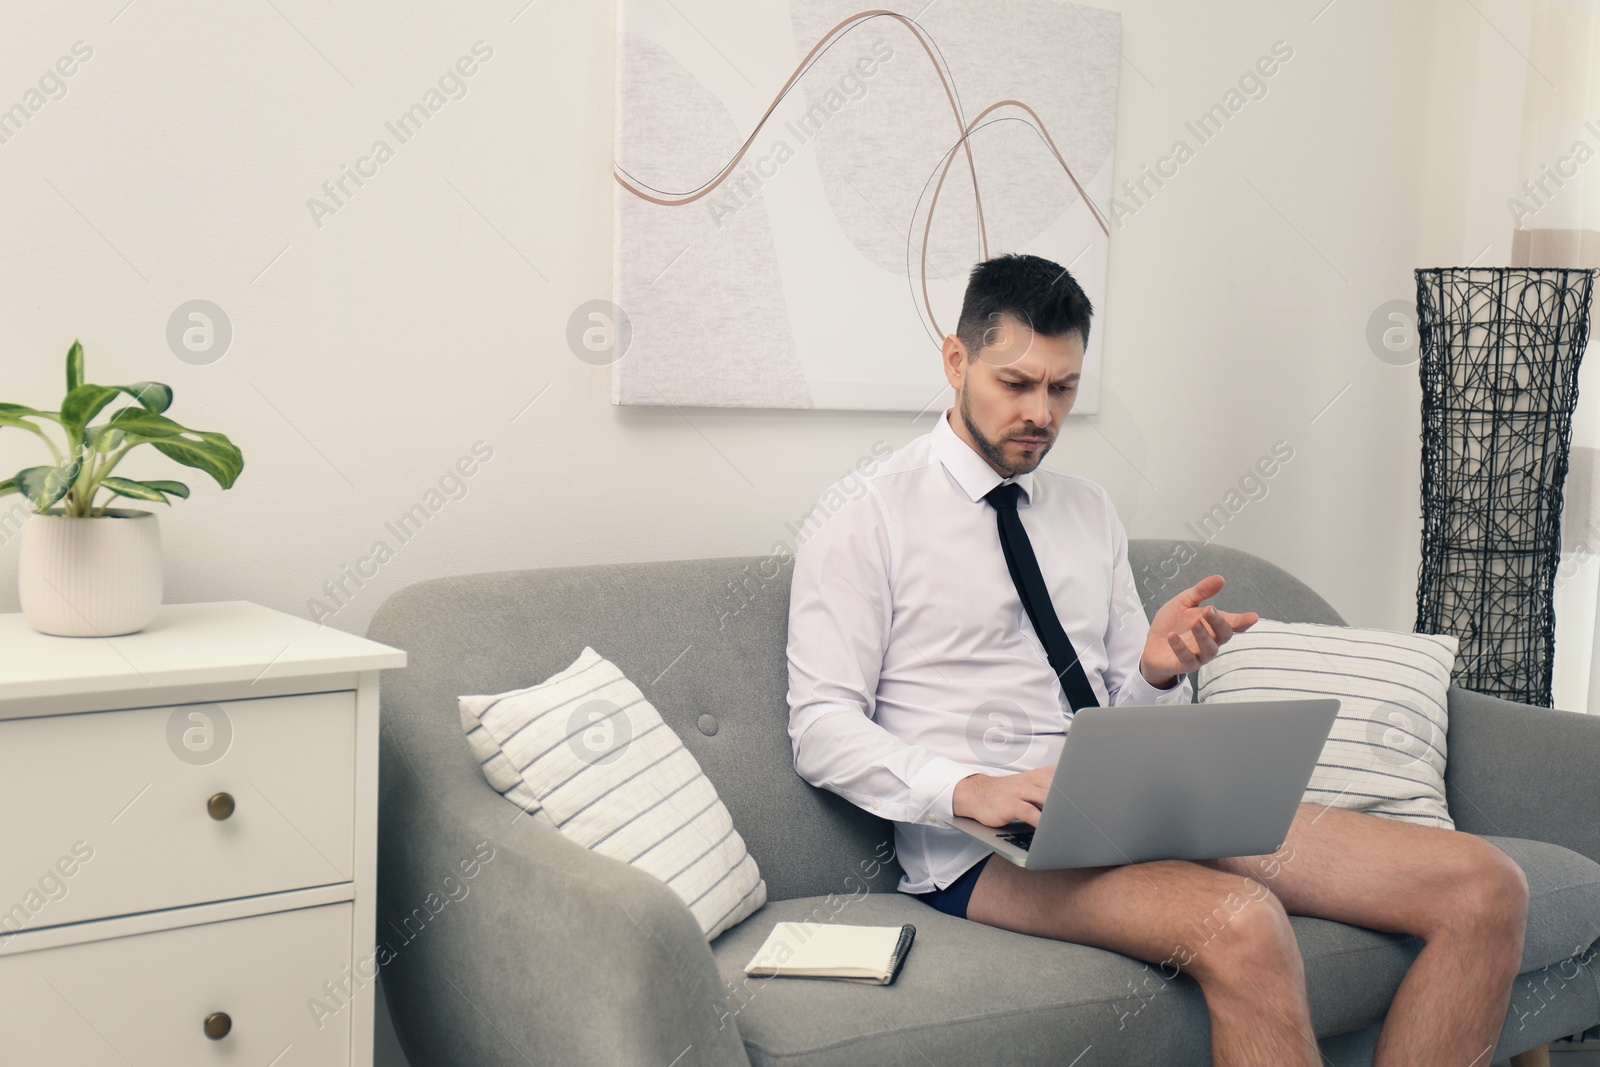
997,827,1035,852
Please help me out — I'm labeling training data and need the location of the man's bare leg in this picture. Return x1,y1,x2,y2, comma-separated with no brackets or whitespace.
966,854,1322,1067
1198,803,1529,1067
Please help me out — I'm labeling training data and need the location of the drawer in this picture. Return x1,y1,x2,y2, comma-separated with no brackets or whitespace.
0,902,353,1066
0,691,355,933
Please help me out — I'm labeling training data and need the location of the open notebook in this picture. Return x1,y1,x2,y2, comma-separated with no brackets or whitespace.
744,922,916,985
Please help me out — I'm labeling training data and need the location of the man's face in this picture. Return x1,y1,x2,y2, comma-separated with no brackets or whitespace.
942,311,1084,477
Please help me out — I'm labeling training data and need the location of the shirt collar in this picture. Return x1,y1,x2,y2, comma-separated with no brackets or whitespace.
931,407,1037,505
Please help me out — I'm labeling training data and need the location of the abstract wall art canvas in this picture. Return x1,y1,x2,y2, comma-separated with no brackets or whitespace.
612,1,1122,411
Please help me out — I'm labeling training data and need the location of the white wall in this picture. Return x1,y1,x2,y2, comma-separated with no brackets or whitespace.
0,0,1515,645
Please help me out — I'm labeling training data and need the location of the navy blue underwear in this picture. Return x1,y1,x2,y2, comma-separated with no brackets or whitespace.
909,854,993,919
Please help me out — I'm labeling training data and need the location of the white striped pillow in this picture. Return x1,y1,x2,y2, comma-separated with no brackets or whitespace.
1196,620,1459,830
459,646,767,940
459,704,556,828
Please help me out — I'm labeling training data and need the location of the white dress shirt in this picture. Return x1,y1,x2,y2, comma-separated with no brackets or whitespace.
786,408,1194,894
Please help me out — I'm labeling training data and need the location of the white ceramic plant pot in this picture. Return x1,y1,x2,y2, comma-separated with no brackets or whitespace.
18,508,164,637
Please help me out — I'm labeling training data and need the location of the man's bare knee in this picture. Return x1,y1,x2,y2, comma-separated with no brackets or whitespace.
1175,877,1302,987
1427,838,1528,945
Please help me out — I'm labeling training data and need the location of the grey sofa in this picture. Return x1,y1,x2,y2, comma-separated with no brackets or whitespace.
368,540,1600,1066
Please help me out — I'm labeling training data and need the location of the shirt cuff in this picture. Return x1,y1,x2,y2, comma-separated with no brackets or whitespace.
1123,664,1194,705
908,756,990,827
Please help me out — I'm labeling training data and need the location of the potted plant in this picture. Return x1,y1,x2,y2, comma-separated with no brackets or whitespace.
1,340,244,636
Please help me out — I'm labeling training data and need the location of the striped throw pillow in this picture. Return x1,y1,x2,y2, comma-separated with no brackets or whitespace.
1196,620,1459,830
459,646,767,940
459,703,556,828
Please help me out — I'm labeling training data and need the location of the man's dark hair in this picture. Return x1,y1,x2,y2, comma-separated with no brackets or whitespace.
954,253,1094,359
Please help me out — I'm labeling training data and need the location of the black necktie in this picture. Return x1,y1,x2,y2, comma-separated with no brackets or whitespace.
984,482,1100,712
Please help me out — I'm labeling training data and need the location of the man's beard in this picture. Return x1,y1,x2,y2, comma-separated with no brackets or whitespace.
959,388,1053,476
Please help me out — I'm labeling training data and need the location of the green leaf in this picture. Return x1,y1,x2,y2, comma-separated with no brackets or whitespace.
60,384,123,446
106,408,185,437
121,382,172,414
0,404,62,433
139,479,190,498
89,425,125,452
16,460,80,511
61,382,172,447
66,340,84,392
105,409,244,489
0,477,18,499
152,432,243,489
100,476,177,505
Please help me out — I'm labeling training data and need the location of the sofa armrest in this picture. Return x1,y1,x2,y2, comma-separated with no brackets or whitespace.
377,718,753,1067
1445,685,1600,864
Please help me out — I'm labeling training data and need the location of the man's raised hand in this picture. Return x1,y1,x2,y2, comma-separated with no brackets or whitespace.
1139,574,1258,688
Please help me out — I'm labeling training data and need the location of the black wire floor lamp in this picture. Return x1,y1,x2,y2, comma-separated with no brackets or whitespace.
1414,267,1596,707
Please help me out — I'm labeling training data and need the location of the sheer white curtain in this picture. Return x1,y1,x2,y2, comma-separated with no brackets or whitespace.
1516,2,1600,712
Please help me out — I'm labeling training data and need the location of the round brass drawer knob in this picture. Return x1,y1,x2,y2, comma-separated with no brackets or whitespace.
207,793,235,821
203,1012,232,1040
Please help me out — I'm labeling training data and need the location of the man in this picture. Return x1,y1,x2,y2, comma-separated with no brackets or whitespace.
785,253,1529,1066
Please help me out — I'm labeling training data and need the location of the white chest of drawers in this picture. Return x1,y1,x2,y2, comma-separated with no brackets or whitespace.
0,601,405,1067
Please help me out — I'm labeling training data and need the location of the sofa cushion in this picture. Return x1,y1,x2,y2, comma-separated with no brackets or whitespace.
460,645,767,939
1484,835,1600,972
708,835,1600,1067
1198,619,1458,829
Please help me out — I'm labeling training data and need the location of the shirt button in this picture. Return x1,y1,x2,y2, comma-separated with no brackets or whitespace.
872,801,880,811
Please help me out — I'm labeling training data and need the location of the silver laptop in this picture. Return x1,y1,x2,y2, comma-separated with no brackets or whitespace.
950,699,1340,870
